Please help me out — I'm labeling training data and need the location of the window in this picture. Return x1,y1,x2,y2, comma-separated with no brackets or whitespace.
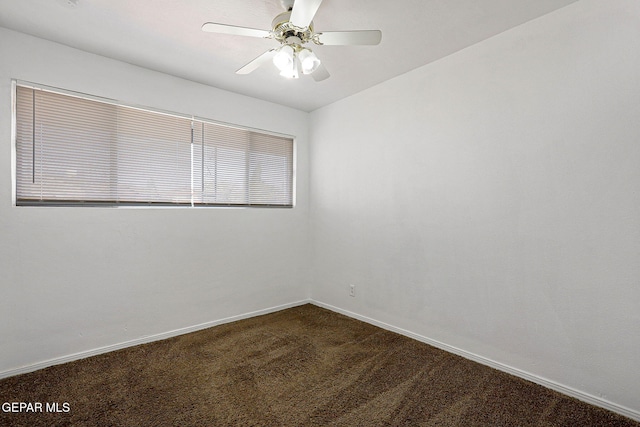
13,82,294,207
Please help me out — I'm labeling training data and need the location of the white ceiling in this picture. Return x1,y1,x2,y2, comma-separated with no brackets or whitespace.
0,0,578,111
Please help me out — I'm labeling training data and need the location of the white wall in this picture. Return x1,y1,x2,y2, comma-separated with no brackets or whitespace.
309,0,640,417
0,28,310,374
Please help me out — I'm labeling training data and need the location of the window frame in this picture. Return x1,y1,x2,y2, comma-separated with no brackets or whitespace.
11,80,296,209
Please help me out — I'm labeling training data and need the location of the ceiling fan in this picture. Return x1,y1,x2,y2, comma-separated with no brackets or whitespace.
201,0,382,81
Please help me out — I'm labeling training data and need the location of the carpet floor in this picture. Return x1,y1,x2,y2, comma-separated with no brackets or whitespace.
0,304,638,426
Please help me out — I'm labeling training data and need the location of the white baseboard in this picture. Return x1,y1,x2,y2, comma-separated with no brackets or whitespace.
0,299,311,380
311,300,640,422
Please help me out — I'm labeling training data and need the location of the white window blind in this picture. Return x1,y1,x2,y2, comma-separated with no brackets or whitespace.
14,84,294,207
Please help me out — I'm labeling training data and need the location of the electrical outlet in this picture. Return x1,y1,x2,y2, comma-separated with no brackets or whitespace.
349,284,356,297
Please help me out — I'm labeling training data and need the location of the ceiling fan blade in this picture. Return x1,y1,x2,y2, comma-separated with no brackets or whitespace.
311,63,330,82
236,49,278,75
317,30,382,46
289,0,323,28
202,22,271,38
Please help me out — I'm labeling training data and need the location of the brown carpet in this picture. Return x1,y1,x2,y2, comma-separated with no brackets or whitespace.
0,304,638,426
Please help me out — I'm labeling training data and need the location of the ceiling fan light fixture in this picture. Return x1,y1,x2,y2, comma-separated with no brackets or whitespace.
298,48,320,74
279,66,299,79
203,0,381,82
284,53,301,79
273,44,295,72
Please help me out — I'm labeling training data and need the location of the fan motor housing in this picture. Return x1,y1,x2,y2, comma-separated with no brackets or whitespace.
272,11,314,44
